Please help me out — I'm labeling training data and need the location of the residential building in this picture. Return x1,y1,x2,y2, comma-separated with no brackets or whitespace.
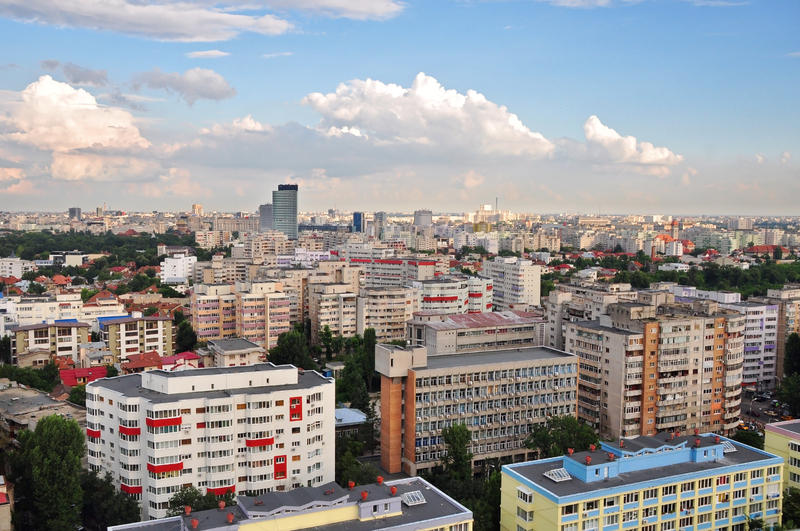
335,407,368,439
86,364,335,520
407,310,546,355
0,257,35,278
765,419,800,491
343,256,447,288
272,184,299,240
5,291,125,329
99,315,174,363
160,351,201,372
719,301,779,390
194,230,233,250
500,433,783,531
356,286,417,343
258,204,273,232
159,253,197,285
410,275,493,315
751,285,800,378
565,299,744,439
9,321,90,365
121,350,163,373
191,282,290,351
309,283,357,344
483,257,543,311
202,338,265,367
413,209,433,227
107,476,472,531
376,343,577,475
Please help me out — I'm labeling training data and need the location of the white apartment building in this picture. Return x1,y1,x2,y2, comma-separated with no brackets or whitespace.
409,276,492,315
721,301,779,390
86,364,335,520
356,286,417,342
8,292,126,330
159,253,197,285
0,257,35,278
482,257,543,311
407,310,546,354
345,257,446,288
99,315,174,362
309,283,357,344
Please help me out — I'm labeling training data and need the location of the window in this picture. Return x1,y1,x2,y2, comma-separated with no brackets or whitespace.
518,489,533,504
698,496,712,507
604,496,618,508
734,472,747,482
582,518,599,531
643,488,658,500
584,500,598,511
661,503,676,515
681,481,695,492
751,469,763,479
603,514,618,526
562,504,578,516
623,511,637,523
516,507,534,522
662,485,676,496
623,492,639,504
643,507,657,518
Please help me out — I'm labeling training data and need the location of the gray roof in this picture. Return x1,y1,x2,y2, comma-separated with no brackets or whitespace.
88,366,332,403
570,320,641,336
425,346,575,370
511,437,777,499
209,338,264,352
335,407,367,427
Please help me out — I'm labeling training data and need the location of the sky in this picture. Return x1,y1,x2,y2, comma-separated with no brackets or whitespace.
0,0,798,215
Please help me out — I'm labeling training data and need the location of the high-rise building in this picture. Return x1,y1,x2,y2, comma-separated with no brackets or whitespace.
272,184,298,240
191,203,203,216
376,343,577,475
258,203,273,232
356,286,417,343
374,211,387,239
352,211,364,233
86,364,335,520
99,315,174,363
413,209,433,228
68,207,81,220
501,433,784,531
483,257,543,310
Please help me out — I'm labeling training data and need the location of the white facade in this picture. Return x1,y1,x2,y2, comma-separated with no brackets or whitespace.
482,257,543,311
86,364,335,520
409,276,492,314
159,253,197,284
721,301,780,390
0,257,35,278
8,292,126,330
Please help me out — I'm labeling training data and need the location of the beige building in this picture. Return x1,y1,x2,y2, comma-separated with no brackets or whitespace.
191,281,291,350
376,344,577,476
482,257,543,311
203,338,266,367
194,254,262,284
9,321,90,365
565,298,744,439
99,315,174,362
193,229,233,249
356,286,417,342
309,283,358,344
407,310,546,355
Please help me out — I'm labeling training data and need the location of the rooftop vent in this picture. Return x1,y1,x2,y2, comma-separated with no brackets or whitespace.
721,440,737,453
543,468,572,483
401,490,427,506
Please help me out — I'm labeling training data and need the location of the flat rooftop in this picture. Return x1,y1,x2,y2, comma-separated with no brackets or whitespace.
425,346,575,370
208,338,264,352
571,320,641,336
509,435,777,499
420,311,543,331
0,385,86,428
89,365,332,403
766,419,800,437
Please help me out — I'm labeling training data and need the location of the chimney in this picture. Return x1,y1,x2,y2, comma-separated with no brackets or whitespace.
694,428,700,436
191,518,199,529
676,431,681,437
670,431,675,440
619,440,625,448
589,444,596,452
390,486,398,496
226,513,234,524
585,456,592,465
184,505,192,516
607,452,615,461
567,448,574,456
361,491,368,501
695,438,701,448
376,476,384,485
218,500,226,511
348,481,355,490
715,435,721,444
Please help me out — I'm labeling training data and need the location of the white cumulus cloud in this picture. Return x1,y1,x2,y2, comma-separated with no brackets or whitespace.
2,75,149,152
0,0,292,42
781,151,791,164
50,152,158,181
582,115,683,175
303,72,554,157
755,153,766,164
134,68,236,104
132,168,211,198
262,52,293,59
186,50,230,59
261,0,404,20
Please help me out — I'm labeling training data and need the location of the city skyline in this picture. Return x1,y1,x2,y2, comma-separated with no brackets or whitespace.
0,1,797,214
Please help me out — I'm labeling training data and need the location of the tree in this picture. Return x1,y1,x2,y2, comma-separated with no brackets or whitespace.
8,415,85,530
269,329,316,369
335,437,381,487
363,328,377,391
143,306,159,316
27,281,46,295
81,470,140,530
778,373,800,417
166,486,236,516
320,325,334,360
525,416,599,458
731,429,764,449
782,488,800,529
338,353,370,410
176,321,197,352
68,384,86,406
746,516,764,530
0,335,10,364
442,423,473,483
785,333,800,376
105,364,119,377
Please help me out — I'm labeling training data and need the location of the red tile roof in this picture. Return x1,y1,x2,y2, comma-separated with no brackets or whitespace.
122,351,163,371
60,366,108,386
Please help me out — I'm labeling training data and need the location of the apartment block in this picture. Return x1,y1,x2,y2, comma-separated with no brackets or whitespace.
720,301,779,390
86,364,335,520
407,310,546,354
483,257,543,311
410,275,492,315
0,257,35,278
108,476,472,531
376,344,577,476
202,338,266,367
194,255,262,284
765,419,800,492
8,292,126,329
99,315,174,362
345,256,448,288
751,285,800,378
501,433,783,531
9,321,90,365
565,299,744,439
356,286,417,343
194,230,233,250
159,253,197,285
309,284,357,344
191,282,290,350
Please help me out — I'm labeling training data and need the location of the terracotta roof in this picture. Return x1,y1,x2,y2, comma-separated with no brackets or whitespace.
52,274,71,285
86,290,118,303
60,366,108,386
122,350,163,370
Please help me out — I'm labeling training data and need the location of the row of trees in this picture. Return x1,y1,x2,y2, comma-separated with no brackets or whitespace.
778,334,800,416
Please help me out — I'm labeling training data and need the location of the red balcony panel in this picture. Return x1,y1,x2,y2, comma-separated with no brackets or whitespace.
469,293,483,298
207,485,235,496
274,456,287,480
422,296,458,302
120,484,142,494
289,397,303,422
245,437,275,447
147,462,183,473
374,259,403,265
418,261,437,266
486,285,492,290
145,416,182,427
86,428,101,439
118,425,140,436
486,303,493,308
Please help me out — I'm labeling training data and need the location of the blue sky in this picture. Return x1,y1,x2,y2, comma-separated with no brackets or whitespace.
0,0,798,214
